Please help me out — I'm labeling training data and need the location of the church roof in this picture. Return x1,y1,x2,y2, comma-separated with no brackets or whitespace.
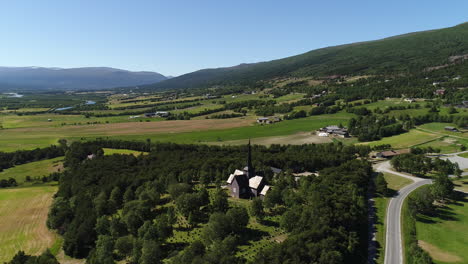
249,176,264,189
227,174,235,184
234,169,246,176
260,185,270,196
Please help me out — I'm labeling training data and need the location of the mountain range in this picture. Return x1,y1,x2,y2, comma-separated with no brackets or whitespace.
146,22,468,90
0,67,167,90
2,22,468,92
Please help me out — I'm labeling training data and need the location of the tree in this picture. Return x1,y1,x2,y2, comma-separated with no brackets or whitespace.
375,173,389,196
211,188,229,213
140,240,162,264
408,187,435,216
115,235,134,259
87,235,115,264
250,198,264,220
431,174,454,201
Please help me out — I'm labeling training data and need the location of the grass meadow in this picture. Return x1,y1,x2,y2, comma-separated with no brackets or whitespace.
0,157,64,184
0,184,58,263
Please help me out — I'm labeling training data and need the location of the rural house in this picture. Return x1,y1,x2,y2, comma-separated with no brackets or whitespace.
317,125,349,138
444,126,459,132
257,116,281,124
376,149,410,159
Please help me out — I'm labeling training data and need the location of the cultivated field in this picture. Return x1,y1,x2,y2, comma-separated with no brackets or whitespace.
0,185,58,263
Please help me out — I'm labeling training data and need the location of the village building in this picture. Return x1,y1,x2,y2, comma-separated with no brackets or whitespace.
444,126,459,132
434,89,446,95
317,125,349,138
292,171,319,182
144,111,170,118
404,98,416,103
257,116,281,124
376,149,410,159
155,111,169,117
226,141,270,199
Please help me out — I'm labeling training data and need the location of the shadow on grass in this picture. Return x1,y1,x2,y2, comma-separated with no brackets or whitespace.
259,218,279,228
239,227,269,245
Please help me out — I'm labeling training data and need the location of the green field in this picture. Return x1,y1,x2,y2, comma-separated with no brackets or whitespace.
0,157,63,184
365,129,441,149
103,148,148,156
0,113,352,152
415,197,468,263
458,153,468,158
453,176,468,193
0,185,58,263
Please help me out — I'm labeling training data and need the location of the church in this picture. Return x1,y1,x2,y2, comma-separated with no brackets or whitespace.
226,141,270,199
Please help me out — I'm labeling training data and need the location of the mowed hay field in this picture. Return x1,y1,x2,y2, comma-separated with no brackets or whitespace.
0,118,255,151
0,185,58,263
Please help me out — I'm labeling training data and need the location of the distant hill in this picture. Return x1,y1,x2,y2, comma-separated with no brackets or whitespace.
147,22,468,90
0,67,167,90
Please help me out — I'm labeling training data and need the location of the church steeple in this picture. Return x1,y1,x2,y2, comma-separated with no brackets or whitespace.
246,139,255,178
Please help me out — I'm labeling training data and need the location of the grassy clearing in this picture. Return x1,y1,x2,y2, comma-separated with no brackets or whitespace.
209,132,334,146
452,176,468,193
384,172,413,191
415,197,468,264
365,129,441,149
416,137,467,153
0,185,58,263
0,157,63,184
103,148,148,156
418,123,468,138
459,153,468,158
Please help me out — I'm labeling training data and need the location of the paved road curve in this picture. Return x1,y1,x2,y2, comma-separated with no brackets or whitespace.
375,161,432,264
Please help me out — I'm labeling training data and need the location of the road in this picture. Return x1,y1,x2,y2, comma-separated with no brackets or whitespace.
374,161,432,264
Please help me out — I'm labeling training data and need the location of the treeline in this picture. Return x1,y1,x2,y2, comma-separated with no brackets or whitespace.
0,145,65,172
5,249,59,264
206,113,244,119
46,141,371,262
112,97,210,110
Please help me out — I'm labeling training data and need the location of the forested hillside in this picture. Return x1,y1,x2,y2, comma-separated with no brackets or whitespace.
147,22,468,90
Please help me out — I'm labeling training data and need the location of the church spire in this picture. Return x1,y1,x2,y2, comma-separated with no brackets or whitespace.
246,139,255,177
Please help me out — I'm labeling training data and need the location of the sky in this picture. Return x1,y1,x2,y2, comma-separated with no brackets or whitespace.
0,0,467,77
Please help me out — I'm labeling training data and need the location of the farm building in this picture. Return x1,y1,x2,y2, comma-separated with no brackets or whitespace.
444,126,459,132
257,116,281,124
376,149,410,159
144,111,170,118
292,171,319,182
404,98,416,103
226,141,270,199
317,125,349,138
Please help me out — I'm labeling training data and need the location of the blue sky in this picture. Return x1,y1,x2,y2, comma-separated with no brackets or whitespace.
0,0,467,76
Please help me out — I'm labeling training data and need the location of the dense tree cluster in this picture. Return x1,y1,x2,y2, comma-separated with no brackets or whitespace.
348,115,405,141
391,153,461,176
46,140,370,263
253,160,372,264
